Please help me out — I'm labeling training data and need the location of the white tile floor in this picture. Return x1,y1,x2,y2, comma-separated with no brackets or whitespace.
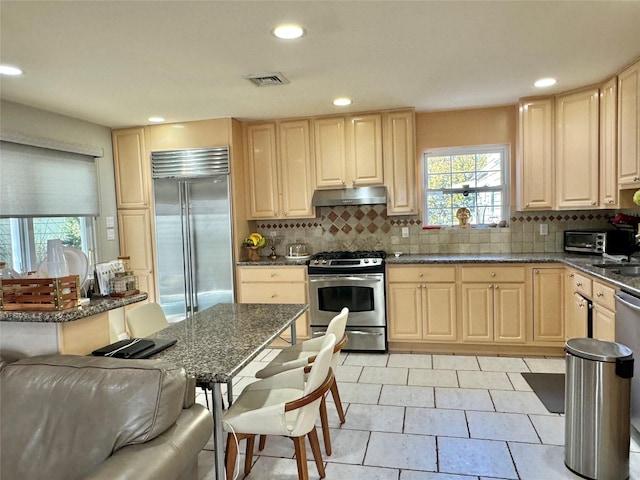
197,351,640,480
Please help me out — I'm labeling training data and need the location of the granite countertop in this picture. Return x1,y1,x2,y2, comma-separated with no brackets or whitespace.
238,257,310,266
0,293,148,323
239,253,640,297
150,303,308,384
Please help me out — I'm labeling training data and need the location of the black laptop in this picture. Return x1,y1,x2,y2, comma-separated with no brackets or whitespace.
91,338,177,359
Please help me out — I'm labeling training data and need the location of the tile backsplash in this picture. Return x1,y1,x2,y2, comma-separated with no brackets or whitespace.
253,206,636,257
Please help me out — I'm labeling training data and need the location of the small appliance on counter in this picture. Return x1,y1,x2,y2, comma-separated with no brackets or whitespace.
564,229,637,256
286,243,311,260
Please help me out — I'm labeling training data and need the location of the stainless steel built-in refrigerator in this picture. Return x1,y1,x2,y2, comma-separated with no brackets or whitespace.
151,147,234,321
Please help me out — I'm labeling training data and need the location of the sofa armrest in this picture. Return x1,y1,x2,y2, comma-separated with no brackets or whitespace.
84,404,213,480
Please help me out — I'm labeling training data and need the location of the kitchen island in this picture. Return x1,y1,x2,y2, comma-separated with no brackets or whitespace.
0,293,147,362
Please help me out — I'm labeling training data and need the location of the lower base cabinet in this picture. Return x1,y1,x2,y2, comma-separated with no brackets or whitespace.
236,265,309,340
532,267,566,343
387,266,457,342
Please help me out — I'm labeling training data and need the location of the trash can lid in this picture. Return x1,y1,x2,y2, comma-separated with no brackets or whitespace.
565,338,633,362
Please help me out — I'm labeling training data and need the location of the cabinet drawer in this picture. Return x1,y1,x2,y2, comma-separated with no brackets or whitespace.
571,271,593,297
237,266,306,283
387,265,456,283
460,266,526,283
238,282,307,303
593,280,616,310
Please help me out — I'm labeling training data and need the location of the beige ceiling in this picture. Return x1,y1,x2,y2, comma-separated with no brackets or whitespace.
1,1,639,129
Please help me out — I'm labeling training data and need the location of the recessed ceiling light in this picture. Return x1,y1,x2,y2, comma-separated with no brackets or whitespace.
272,24,305,40
333,98,352,107
0,65,23,76
148,117,165,123
534,78,557,88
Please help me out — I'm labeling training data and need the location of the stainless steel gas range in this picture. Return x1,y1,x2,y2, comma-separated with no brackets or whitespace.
307,250,387,352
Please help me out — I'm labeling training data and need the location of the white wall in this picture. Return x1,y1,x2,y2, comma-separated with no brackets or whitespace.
0,100,119,262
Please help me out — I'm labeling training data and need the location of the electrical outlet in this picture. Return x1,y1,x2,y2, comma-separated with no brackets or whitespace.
107,228,115,241
540,224,548,236
402,227,409,238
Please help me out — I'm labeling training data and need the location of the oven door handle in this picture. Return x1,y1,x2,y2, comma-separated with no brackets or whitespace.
309,276,382,283
312,330,384,337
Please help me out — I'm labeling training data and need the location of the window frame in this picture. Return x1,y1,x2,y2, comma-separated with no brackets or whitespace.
422,144,510,227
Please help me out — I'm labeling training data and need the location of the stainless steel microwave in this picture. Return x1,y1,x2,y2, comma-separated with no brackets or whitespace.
564,229,636,255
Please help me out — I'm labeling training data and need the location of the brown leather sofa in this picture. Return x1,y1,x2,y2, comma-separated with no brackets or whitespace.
0,354,213,480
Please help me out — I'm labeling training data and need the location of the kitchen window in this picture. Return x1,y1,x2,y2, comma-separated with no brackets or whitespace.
0,216,95,274
422,145,508,226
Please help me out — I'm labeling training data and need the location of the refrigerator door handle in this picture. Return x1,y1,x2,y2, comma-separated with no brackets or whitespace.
183,182,198,316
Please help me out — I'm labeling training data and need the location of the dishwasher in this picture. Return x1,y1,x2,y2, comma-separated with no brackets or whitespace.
616,291,640,431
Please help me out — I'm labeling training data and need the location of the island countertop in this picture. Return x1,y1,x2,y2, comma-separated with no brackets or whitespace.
0,293,148,323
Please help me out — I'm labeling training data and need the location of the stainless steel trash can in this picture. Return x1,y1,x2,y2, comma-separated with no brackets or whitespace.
565,338,634,480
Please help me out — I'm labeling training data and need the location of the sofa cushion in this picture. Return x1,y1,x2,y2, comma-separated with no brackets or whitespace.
0,354,187,480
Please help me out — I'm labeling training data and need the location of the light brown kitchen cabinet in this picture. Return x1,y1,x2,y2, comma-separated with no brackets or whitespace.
565,268,592,339
245,120,314,219
314,114,383,188
460,266,526,343
618,59,640,188
532,267,565,343
236,266,309,340
387,266,457,342
112,127,150,209
600,78,619,207
555,88,599,209
517,98,555,210
117,209,155,302
592,279,616,341
383,110,417,215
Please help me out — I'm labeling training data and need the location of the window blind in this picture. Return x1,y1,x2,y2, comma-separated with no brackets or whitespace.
0,141,99,217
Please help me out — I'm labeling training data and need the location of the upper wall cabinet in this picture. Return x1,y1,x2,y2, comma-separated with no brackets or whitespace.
383,110,417,215
245,120,315,219
555,88,599,209
517,98,555,211
314,114,383,188
112,127,150,209
618,59,640,188
600,78,619,207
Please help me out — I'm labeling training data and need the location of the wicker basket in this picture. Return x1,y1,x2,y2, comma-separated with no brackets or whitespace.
0,275,81,311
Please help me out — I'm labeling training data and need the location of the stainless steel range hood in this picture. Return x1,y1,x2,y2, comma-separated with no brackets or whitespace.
311,186,387,207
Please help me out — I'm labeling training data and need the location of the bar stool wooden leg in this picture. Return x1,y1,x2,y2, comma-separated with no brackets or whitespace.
293,436,309,480
244,434,255,475
308,426,326,478
319,395,332,455
330,378,346,424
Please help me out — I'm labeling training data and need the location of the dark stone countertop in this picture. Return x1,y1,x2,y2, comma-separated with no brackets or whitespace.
239,252,640,297
149,303,308,384
0,293,148,323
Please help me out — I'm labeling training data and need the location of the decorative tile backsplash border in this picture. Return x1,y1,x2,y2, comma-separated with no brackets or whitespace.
253,205,636,257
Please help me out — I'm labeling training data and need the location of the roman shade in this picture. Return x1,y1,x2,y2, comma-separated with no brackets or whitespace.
0,141,99,217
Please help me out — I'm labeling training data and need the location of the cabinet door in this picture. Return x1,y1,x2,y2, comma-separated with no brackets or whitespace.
555,88,599,209
117,209,155,302
423,283,457,341
349,114,383,186
461,284,493,342
532,268,565,343
279,120,315,218
246,123,279,218
600,78,619,207
593,305,615,342
493,283,526,343
517,98,555,210
567,292,589,340
113,127,150,209
387,283,423,340
384,110,417,215
314,117,347,188
618,60,640,187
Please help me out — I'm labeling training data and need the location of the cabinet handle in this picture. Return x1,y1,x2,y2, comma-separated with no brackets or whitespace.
534,269,539,274
271,273,276,277
596,292,603,297
419,273,424,277
576,282,582,287
284,212,288,216
608,199,614,204
635,176,640,182
342,180,346,186
591,201,596,206
525,203,530,208
491,272,496,277
494,285,499,289
569,273,574,278
271,294,277,298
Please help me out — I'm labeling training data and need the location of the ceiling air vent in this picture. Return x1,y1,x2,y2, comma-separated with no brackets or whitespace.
243,72,290,87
